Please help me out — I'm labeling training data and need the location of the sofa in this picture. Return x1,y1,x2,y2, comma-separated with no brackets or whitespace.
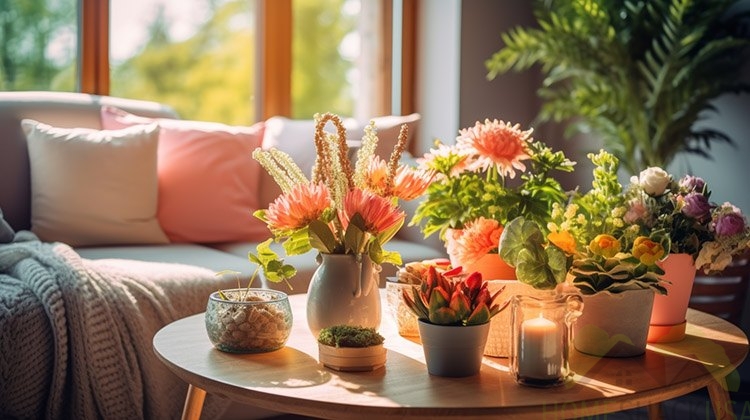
0,91,444,419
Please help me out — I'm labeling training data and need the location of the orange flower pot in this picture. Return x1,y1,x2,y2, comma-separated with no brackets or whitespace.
647,253,696,343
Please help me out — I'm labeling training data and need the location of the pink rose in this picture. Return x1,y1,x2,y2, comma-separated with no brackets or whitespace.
624,199,648,224
713,205,746,237
681,192,711,220
679,175,706,193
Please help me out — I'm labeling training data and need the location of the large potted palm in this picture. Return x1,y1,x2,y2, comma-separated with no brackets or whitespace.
486,0,750,174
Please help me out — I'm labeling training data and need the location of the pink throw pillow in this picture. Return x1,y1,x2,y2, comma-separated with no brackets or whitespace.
101,106,269,243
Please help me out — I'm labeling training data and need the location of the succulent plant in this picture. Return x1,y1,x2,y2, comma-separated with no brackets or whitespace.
401,266,506,326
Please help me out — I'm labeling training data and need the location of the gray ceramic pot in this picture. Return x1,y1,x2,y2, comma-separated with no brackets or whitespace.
417,320,490,377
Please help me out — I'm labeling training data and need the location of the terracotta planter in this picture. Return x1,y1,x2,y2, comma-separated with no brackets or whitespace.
318,343,386,372
574,289,655,357
307,253,382,337
462,253,518,281
648,253,696,343
444,228,517,281
418,320,490,377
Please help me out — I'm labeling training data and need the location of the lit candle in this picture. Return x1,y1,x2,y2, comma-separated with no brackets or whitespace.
518,314,562,381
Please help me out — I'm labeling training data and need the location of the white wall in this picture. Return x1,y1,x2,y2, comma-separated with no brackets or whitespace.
413,1,462,155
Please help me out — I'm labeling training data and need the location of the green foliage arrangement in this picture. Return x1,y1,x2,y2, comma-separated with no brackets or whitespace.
499,151,669,295
486,0,750,174
411,119,574,240
317,325,385,348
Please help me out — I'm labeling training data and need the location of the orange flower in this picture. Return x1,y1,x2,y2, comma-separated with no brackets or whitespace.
589,234,620,258
548,230,577,255
362,156,390,196
392,166,434,200
457,118,532,179
453,217,504,266
631,236,666,266
339,188,405,235
265,182,331,231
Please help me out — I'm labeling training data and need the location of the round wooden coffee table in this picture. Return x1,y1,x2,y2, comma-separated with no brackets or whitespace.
153,292,747,420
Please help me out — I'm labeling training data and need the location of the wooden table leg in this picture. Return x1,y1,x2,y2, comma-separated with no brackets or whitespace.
647,402,664,420
707,376,734,420
181,384,207,420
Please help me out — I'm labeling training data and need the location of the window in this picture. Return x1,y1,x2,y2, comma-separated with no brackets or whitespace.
0,0,77,91
0,0,412,123
109,0,256,124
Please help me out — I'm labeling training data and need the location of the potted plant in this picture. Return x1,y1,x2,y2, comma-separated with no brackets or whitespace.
411,118,574,279
317,325,386,372
622,166,750,341
401,266,506,377
500,151,669,357
205,240,295,353
486,0,750,174
252,112,434,336
385,258,454,337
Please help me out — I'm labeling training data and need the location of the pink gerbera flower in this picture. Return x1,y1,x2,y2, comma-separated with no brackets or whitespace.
457,118,532,178
453,217,504,266
340,188,405,235
265,182,331,231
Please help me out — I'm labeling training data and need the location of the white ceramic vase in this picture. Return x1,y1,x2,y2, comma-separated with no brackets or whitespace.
306,253,382,337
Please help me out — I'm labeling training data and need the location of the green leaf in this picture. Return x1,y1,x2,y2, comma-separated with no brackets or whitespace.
343,213,368,254
499,216,546,267
308,219,337,254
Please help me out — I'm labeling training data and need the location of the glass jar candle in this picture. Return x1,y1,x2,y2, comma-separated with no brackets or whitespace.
510,292,583,387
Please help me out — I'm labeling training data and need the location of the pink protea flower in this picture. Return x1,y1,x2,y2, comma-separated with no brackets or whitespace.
339,188,405,235
265,182,331,231
457,118,532,178
392,166,435,200
452,217,504,266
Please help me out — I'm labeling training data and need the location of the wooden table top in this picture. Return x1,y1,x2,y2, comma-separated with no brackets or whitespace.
153,291,748,419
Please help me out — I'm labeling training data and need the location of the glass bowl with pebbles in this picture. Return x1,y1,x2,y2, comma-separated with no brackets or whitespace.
205,288,293,353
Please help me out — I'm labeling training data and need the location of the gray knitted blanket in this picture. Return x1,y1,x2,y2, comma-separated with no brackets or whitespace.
0,232,229,419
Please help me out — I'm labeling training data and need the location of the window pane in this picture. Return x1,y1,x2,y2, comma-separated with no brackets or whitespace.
293,0,382,120
0,0,77,91
110,0,256,125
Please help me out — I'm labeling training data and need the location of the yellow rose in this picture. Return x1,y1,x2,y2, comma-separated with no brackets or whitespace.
631,236,666,266
589,234,620,258
548,230,577,255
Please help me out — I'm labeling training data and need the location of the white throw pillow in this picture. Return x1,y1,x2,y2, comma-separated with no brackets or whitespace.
23,119,169,246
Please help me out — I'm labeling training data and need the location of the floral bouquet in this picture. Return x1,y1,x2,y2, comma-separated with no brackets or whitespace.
499,150,668,295
623,166,750,273
252,113,434,277
411,118,575,268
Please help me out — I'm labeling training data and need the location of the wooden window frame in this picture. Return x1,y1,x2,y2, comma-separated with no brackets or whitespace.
79,0,415,118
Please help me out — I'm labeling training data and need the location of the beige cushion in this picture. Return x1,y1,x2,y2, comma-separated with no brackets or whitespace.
23,119,169,246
